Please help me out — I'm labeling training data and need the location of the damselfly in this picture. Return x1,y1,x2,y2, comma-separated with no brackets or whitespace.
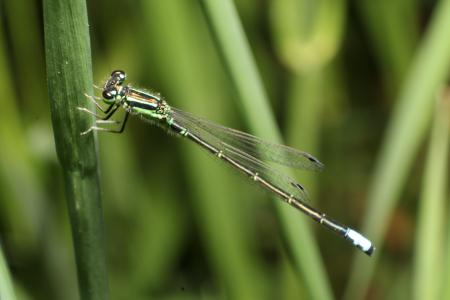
79,70,374,256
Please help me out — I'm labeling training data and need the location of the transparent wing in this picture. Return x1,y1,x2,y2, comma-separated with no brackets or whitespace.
171,108,312,201
171,108,324,172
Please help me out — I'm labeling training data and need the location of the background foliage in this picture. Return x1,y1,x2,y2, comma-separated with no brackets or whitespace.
0,0,450,299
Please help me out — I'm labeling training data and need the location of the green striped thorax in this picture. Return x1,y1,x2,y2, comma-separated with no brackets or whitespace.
102,70,170,120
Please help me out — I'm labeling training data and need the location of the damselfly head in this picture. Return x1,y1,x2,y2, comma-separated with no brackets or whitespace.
111,70,126,83
102,70,127,104
103,70,126,89
102,89,118,100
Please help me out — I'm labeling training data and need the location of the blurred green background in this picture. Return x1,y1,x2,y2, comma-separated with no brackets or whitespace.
1,0,450,299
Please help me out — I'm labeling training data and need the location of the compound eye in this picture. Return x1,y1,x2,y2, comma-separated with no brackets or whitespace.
102,89,117,100
111,70,126,83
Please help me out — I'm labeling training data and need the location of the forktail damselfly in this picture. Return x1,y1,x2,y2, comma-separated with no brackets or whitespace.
78,70,375,256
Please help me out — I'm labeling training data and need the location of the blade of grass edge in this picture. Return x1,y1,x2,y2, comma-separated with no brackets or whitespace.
443,185,450,298
43,0,109,299
0,243,16,300
199,0,333,299
413,91,450,300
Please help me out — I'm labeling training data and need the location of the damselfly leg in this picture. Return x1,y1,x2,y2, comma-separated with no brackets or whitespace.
79,111,129,135
78,92,129,135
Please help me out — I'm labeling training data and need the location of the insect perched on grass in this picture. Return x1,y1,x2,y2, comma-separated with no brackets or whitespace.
79,70,375,256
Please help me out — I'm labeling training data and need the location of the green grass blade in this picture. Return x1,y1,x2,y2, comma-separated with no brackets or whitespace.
269,0,346,73
270,0,346,206
444,201,450,300
139,2,269,298
4,0,47,117
413,93,450,300
43,0,109,298
345,0,450,298
0,11,43,250
356,0,418,95
0,243,16,300
199,0,333,299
